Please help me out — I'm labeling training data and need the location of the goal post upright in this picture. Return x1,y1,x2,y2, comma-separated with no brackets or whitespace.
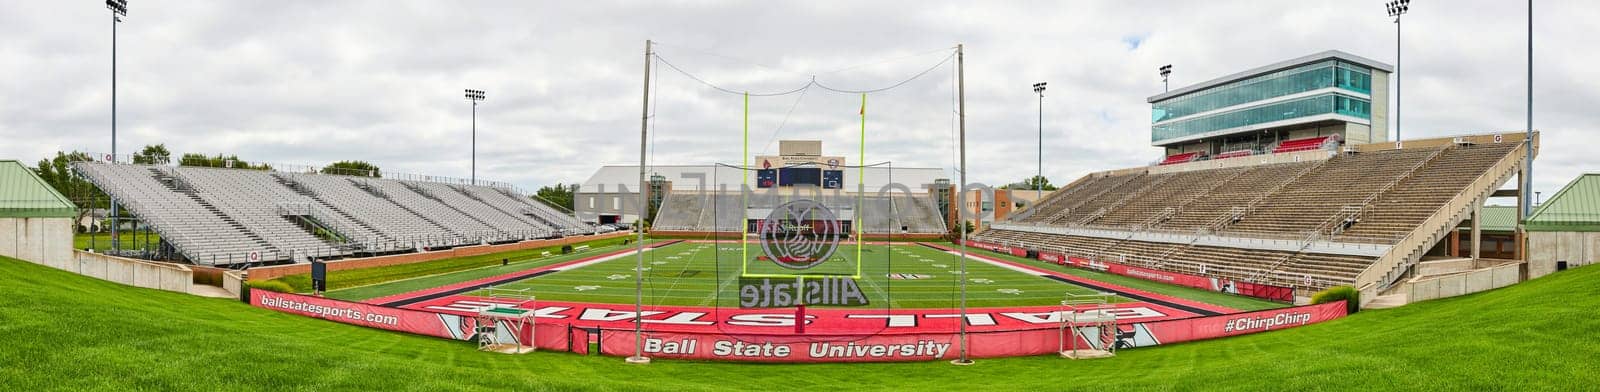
857,92,865,273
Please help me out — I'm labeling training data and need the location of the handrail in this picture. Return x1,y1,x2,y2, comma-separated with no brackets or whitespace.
1046,173,1140,224
1342,146,1449,235
1160,166,1253,228
1077,173,1172,226
1133,207,1176,231
1356,141,1528,291
72,163,200,259
1240,156,1330,216
1018,173,1098,220
78,150,521,190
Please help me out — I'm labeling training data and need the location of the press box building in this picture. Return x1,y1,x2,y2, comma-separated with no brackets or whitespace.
1149,50,1393,164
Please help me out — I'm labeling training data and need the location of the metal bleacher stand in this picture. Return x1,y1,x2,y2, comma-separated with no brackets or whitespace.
72,157,596,267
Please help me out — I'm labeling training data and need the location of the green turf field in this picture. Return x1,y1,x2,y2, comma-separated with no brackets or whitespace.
266,236,639,294
464,241,1127,309
323,240,650,302
2,254,1596,390
972,247,1287,311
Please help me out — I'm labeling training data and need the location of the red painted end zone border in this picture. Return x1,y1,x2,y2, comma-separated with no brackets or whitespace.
397,295,1201,335
920,242,1241,314
252,290,1346,362
249,240,1354,362
362,240,681,306
957,239,1296,302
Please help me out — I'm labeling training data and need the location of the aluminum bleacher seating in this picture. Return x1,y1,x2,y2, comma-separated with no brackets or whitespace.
649,192,947,234
73,161,596,266
975,136,1524,294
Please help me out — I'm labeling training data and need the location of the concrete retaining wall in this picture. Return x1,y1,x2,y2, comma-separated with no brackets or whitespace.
223,270,245,297
1147,149,1334,175
245,231,632,281
70,250,194,294
0,217,73,269
1407,262,1523,303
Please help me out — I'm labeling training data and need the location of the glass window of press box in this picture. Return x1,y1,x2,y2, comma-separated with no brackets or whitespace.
1152,93,1372,143
1151,61,1374,124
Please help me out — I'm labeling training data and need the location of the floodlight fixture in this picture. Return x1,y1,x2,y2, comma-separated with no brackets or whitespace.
107,0,127,17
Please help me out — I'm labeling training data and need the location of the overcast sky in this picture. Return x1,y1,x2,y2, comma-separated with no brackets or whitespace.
1,1,1592,202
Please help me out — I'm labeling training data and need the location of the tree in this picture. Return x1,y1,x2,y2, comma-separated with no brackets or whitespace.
178,153,272,171
946,220,975,240
534,183,577,211
33,151,105,229
322,160,381,177
1009,175,1056,191
132,144,171,164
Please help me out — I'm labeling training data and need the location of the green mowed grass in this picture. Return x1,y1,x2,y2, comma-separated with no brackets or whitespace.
73,232,161,252
470,241,1125,309
2,254,1598,391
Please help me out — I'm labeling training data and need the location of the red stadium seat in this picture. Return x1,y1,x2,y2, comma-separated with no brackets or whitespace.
1271,135,1340,153
1212,150,1254,160
1158,152,1203,165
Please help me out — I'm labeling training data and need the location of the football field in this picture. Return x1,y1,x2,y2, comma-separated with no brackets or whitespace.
464,241,1128,309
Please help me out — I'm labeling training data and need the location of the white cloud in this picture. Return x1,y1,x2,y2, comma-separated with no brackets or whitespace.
0,0,1592,198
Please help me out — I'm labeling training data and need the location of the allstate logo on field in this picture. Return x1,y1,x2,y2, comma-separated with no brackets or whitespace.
757,199,844,270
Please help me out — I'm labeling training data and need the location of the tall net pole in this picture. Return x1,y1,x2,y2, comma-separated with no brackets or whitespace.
627,39,652,365
110,9,121,254
951,43,973,366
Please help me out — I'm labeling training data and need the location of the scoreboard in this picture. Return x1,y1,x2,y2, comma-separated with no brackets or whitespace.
757,168,844,189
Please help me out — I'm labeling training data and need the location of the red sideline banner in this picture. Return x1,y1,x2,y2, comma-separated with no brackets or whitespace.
252,288,1343,362
1119,301,1345,348
252,290,572,351
595,301,1346,362
967,240,1294,302
253,290,457,339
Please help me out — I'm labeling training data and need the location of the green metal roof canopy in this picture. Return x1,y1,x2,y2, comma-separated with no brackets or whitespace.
1526,173,1600,232
1457,205,1519,233
0,160,77,218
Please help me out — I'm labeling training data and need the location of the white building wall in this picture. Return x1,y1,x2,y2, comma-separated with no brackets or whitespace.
1527,231,1598,279
1,217,72,269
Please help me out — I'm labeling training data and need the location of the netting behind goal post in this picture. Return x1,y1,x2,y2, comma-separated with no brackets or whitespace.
704,92,896,342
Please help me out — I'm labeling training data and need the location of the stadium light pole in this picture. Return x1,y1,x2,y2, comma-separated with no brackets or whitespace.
107,0,127,254
1159,65,1172,93
1524,0,1534,217
1388,0,1409,141
1032,82,1046,203
465,89,485,186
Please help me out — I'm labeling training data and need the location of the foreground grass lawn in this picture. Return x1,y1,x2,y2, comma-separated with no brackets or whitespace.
0,255,1596,391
